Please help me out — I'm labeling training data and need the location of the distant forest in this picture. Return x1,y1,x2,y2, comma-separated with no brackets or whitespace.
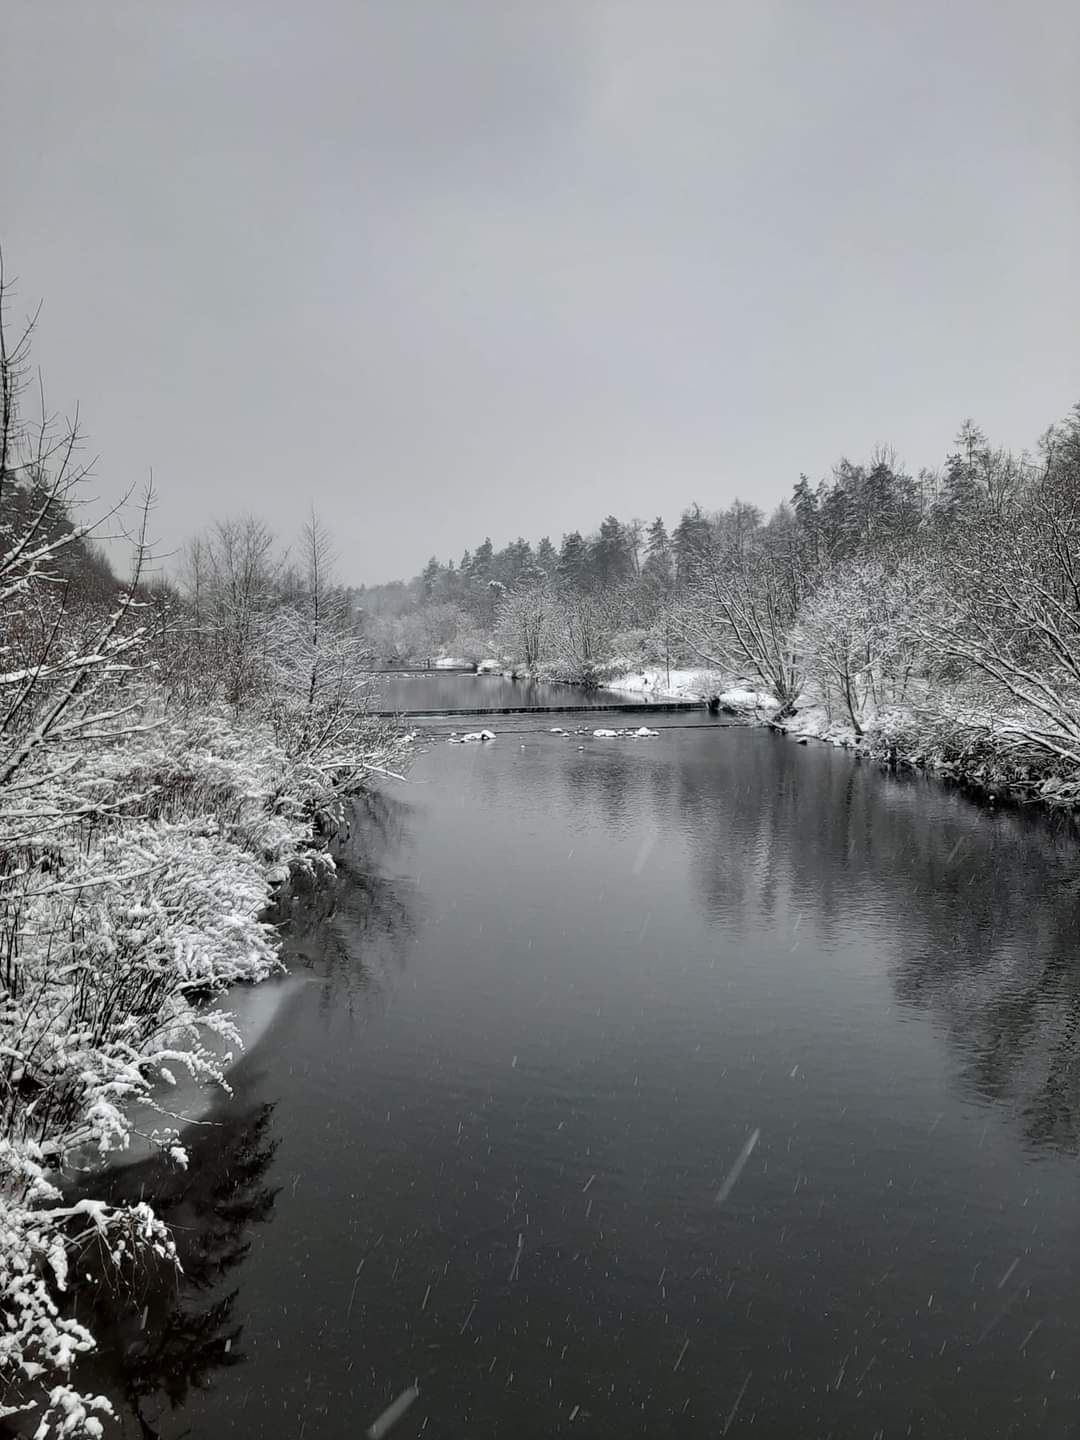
354,407,1080,808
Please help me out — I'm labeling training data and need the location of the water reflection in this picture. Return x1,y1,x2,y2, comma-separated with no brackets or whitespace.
372,672,622,714
272,787,421,1011
668,732,1080,1153
58,786,421,1436
536,726,1080,1152
70,1100,279,1439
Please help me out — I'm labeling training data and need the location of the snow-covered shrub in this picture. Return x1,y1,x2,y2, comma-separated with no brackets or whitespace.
0,1141,176,1437
858,697,1080,805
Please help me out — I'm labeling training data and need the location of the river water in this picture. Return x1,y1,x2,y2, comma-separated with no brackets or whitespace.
369,672,629,712
77,697,1080,1439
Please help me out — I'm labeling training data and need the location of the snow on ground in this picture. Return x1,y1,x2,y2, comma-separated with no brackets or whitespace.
607,669,781,713
778,703,858,745
719,687,781,712
606,668,708,700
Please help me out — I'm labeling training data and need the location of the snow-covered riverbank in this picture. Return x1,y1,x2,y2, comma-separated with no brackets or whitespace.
607,668,1080,809
606,667,779,713
0,707,409,1437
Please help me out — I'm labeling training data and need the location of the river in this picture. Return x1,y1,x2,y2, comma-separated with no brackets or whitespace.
77,686,1080,1439
367,671,630,713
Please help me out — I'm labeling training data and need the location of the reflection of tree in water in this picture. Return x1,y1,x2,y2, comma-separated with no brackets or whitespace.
270,786,421,1013
669,732,873,937
561,748,640,832
0,789,425,1440
68,1101,279,1439
668,729,1080,1153
479,728,1080,1153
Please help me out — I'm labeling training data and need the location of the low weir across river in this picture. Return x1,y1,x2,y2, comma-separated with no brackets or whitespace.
371,699,706,718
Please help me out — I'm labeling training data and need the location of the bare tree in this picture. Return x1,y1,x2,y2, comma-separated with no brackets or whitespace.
678,524,803,715
915,426,1080,784
795,559,926,734
494,580,553,671
176,515,279,711
264,511,406,791
0,264,151,809
551,593,620,688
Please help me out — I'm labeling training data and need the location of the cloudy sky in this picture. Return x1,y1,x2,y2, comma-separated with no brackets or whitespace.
4,1,1078,583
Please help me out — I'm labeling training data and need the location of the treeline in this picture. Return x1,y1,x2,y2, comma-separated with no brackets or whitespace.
366,409,1080,802
0,284,406,1436
356,511,706,665
355,431,1009,675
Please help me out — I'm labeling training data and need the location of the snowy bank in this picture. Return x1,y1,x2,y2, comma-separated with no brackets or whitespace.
606,669,779,714
0,706,408,1435
609,668,1080,808
766,692,1080,809
605,668,708,701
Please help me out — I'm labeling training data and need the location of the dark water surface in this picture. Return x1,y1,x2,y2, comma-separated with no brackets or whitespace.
370,672,626,713
84,722,1080,1439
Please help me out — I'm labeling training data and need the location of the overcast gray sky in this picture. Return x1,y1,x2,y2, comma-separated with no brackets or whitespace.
4,1,1078,584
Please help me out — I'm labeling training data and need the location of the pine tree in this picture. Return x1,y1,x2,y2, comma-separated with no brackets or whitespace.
420,555,441,600
535,536,559,577
557,531,589,591
672,504,713,587
939,421,990,523
641,517,673,589
496,537,534,588
791,475,824,575
589,516,634,589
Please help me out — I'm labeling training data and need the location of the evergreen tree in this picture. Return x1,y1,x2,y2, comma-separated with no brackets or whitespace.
791,475,824,575
818,461,862,561
672,504,713,588
939,421,991,523
471,538,494,581
496,537,534,588
420,555,441,600
535,536,559,577
641,516,673,589
589,515,634,589
557,531,589,591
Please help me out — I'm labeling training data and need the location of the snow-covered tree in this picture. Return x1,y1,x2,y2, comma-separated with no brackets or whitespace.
678,521,803,715
914,415,1080,791
494,580,553,671
795,560,926,734
264,512,405,793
